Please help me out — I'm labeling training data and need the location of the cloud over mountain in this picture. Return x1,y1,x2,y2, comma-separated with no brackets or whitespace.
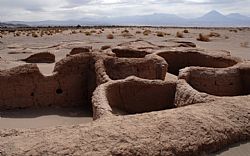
0,0,250,21
6,10,250,27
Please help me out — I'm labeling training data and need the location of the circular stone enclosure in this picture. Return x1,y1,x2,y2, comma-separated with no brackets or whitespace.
157,51,239,76
106,78,176,115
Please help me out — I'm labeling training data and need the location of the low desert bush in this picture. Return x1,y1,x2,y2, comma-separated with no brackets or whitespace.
32,32,38,38
71,30,77,34
2,31,8,35
121,32,133,38
176,31,184,38
55,29,62,33
197,33,210,42
90,30,97,33
156,31,165,37
40,31,44,37
143,30,151,36
136,31,142,34
209,32,220,37
122,29,129,33
229,29,238,33
238,28,244,31
46,31,53,36
106,34,114,39
96,31,102,34
183,29,189,33
16,31,21,36
84,31,91,36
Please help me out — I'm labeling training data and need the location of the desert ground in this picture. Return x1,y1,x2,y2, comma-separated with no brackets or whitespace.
0,26,249,155
0,27,250,72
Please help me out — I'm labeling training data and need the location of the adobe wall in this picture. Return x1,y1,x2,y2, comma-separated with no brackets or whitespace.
91,49,250,118
178,66,246,96
112,48,150,58
157,50,240,75
1,95,250,156
0,53,94,110
94,58,112,85
21,52,55,63
104,54,168,80
0,51,168,111
1,44,250,120
94,77,176,116
174,79,217,107
1,40,250,155
92,82,113,120
239,63,250,95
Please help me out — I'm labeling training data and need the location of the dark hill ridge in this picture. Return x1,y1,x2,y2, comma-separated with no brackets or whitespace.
0,22,28,28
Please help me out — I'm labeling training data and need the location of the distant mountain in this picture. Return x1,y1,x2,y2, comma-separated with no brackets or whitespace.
9,14,186,26
0,22,28,28
227,13,250,21
192,10,250,26
196,10,229,21
9,19,108,27
107,13,187,25
6,10,250,27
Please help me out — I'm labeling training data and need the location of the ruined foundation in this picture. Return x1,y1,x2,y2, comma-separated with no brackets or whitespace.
157,49,239,75
106,78,176,115
179,66,249,96
0,40,249,155
103,54,167,80
0,53,95,117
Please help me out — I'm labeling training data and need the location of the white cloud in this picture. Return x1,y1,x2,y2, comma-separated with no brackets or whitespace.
0,0,250,21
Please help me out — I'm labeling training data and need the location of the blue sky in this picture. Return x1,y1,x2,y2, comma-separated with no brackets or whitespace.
1,0,250,21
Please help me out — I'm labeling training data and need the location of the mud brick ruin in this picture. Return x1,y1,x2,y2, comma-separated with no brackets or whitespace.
0,40,249,155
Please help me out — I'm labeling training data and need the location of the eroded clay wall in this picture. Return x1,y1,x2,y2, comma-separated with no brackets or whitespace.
187,68,243,96
104,55,167,80
158,51,189,75
95,59,111,85
0,53,93,110
174,79,216,107
112,48,150,58
107,78,176,114
239,65,250,95
158,51,238,75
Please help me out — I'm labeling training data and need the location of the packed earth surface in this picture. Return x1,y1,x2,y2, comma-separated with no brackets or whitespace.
0,27,249,155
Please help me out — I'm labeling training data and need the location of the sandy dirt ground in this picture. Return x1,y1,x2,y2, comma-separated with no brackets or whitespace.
0,27,249,155
0,28,249,76
209,142,250,156
0,107,92,129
